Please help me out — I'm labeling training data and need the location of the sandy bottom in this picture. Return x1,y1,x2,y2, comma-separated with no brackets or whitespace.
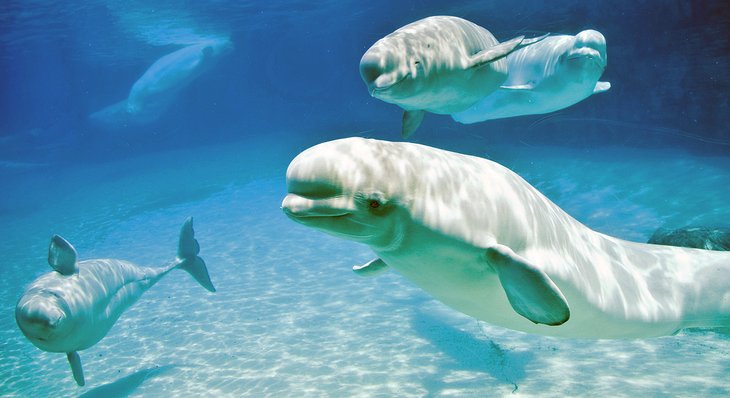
1,140,729,397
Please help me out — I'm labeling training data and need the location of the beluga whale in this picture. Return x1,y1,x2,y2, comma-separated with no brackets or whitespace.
453,30,611,124
15,217,216,386
359,16,548,137
89,37,233,128
282,138,730,339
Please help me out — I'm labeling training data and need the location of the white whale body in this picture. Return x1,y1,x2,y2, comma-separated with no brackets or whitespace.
453,30,610,124
282,138,730,339
359,16,547,137
89,37,232,128
15,218,215,386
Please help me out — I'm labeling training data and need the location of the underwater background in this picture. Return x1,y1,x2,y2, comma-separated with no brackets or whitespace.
1,1,729,396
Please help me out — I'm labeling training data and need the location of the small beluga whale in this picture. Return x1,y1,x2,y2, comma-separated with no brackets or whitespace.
282,138,730,339
89,37,232,128
452,30,610,124
15,218,215,386
359,16,548,137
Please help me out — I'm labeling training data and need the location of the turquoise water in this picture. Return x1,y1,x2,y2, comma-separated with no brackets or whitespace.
2,140,729,396
1,1,729,396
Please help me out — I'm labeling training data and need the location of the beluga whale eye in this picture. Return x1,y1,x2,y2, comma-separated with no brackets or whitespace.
359,192,388,213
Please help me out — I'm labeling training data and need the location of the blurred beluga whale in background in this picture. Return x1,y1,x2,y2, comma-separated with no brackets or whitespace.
359,16,548,137
15,218,216,386
282,137,730,339
453,30,610,124
89,37,232,129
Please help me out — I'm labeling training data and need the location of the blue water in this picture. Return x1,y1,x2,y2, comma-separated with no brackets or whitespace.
1,1,729,397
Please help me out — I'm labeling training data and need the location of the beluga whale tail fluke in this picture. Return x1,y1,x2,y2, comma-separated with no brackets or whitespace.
176,217,216,292
282,137,730,339
15,217,215,386
359,16,549,137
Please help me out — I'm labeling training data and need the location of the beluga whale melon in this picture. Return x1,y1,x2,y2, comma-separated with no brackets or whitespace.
359,16,548,137
282,137,730,339
453,29,611,124
15,217,216,386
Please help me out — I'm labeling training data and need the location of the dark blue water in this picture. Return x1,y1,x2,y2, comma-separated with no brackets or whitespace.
1,1,729,396
1,0,728,164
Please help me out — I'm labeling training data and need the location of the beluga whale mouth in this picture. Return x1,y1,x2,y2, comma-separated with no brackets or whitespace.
281,191,381,243
281,194,354,219
368,75,408,96
566,48,605,70
282,178,355,219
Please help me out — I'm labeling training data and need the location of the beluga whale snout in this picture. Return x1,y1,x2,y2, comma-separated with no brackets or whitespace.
359,50,402,93
15,217,215,387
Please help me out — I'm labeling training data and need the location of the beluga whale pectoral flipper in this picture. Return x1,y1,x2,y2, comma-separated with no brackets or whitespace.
359,16,548,137
485,244,570,326
15,217,215,386
352,258,389,277
282,137,730,339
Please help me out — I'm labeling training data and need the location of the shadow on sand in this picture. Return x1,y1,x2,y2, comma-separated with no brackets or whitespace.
78,365,177,398
412,311,533,394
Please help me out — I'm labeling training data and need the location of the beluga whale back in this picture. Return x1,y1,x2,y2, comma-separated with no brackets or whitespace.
282,137,730,339
359,16,547,137
453,29,611,124
15,217,216,386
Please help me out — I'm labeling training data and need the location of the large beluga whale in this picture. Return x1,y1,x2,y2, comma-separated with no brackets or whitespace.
359,16,548,138
282,137,730,339
452,30,610,124
15,218,215,386
89,37,232,128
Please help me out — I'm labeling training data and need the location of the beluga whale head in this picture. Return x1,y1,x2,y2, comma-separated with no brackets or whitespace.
563,30,607,77
282,138,409,252
15,235,78,353
359,34,426,103
16,287,73,352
